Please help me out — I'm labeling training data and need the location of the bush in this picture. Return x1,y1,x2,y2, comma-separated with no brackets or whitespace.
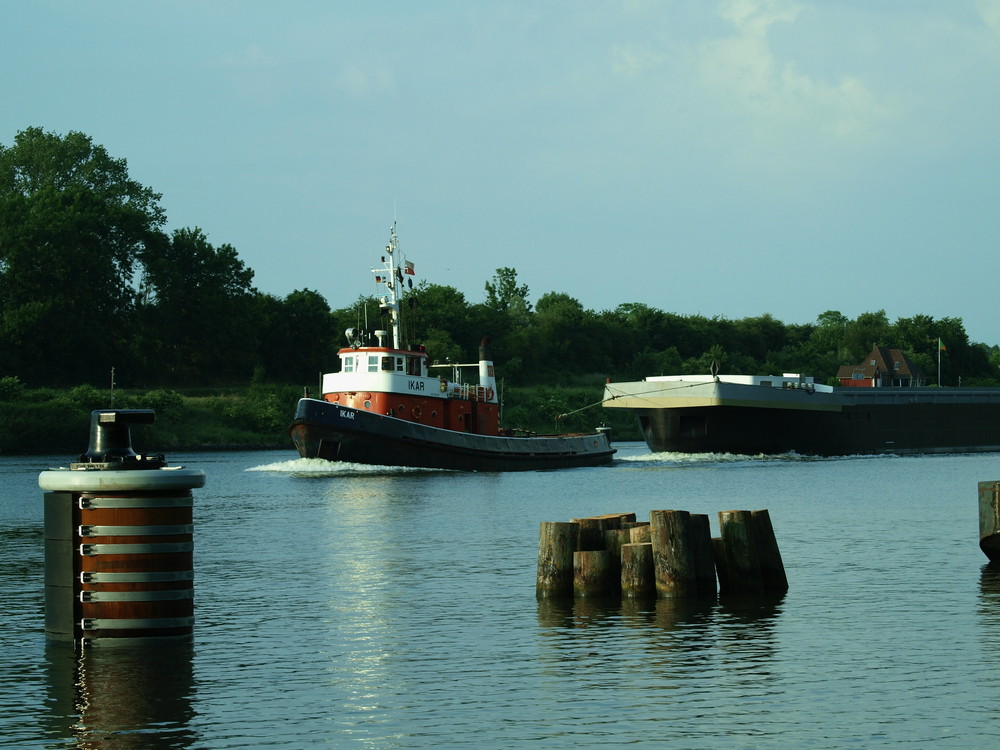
0,375,24,401
121,389,185,416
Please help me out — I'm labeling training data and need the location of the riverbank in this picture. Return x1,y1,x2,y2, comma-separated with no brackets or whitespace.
0,382,638,455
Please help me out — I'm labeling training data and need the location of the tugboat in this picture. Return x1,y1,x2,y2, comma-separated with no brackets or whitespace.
288,224,615,471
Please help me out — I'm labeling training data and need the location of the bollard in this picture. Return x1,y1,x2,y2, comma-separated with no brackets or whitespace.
980,481,1000,562
39,410,205,646
536,521,579,597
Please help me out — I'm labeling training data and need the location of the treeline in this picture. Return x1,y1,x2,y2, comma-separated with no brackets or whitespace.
3,127,999,395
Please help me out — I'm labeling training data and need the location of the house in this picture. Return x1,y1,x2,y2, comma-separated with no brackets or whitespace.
836,345,927,388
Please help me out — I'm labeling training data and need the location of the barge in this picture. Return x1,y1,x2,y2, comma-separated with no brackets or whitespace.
603,372,1000,456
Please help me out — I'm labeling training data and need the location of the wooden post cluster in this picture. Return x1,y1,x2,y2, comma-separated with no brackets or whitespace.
536,509,788,599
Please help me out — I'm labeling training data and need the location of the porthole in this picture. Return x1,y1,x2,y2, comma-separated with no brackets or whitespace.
364,400,371,409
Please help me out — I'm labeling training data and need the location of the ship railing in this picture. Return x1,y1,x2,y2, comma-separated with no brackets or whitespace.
446,383,489,402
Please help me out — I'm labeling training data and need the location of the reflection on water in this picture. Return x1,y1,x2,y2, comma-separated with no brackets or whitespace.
44,642,196,750
979,562,1000,644
537,593,784,637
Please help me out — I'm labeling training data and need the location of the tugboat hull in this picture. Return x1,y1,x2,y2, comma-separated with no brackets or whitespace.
290,398,615,471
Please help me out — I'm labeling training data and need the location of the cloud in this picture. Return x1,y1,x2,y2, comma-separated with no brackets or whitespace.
334,63,396,97
977,0,1000,31
698,0,893,144
219,44,281,70
611,42,666,76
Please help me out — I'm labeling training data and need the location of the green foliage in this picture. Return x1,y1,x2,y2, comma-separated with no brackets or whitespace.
2,126,998,398
117,388,185,415
0,375,23,401
135,226,260,384
213,383,291,434
57,384,108,412
0,127,166,385
0,386,292,454
501,384,639,438
485,267,532,315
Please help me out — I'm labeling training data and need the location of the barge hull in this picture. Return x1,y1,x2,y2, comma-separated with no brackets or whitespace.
605,379,1000,456
635,401,1000,456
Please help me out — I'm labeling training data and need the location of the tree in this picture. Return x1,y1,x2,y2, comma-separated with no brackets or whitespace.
843,310,892,362
0,127,165,383
257,289,338,384
136,227,258,383
485,267,532,316
406,283,479,359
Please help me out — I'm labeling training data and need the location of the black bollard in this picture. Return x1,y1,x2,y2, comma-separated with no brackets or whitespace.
39,410,205,646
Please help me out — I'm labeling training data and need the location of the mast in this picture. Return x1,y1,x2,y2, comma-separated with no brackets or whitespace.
374,222,403,349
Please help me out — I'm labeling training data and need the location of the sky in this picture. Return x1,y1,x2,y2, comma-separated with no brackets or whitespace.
3,0,999,345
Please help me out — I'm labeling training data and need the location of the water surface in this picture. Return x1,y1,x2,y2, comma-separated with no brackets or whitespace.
2,445,999,747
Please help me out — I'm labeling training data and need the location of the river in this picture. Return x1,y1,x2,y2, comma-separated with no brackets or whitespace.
2,444,1000,748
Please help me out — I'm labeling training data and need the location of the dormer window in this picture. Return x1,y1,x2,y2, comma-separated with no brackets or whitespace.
893,361,900,370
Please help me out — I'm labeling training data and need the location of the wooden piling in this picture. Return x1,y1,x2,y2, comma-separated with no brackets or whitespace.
718,510,763,594
712,537,731,593
751,509,788,591
649,510,697,598
629,524,651,544
603,528,631,580
621,542,655,598
690,514,717,596
574,550,614,597
980,481,1000,562
536,521,579,597
571,517,606,551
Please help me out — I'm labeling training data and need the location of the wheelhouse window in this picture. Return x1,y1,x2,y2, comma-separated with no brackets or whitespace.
381,356,396,372
368,355,378,372
343,356,354,373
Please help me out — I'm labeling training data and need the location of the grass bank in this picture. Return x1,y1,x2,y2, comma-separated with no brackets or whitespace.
0,380,640,456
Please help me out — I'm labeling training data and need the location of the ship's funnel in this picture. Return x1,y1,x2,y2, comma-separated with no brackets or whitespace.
478,337,498,402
